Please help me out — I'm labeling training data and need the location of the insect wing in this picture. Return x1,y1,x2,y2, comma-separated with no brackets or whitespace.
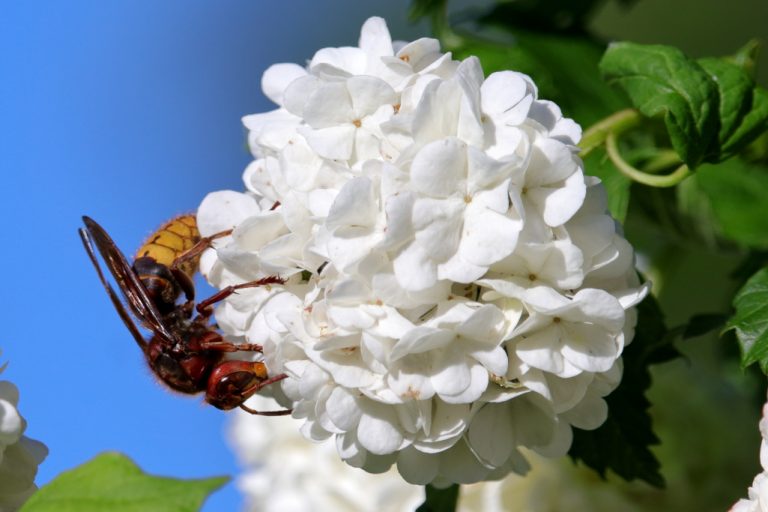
81,216,177,344
79,227,149,351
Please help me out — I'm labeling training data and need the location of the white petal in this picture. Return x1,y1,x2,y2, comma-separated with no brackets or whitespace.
358,16,393,56
468,404,515,467
303,82,354,128
534,171,586,226
459,206,521,266
357,407,404,455
232,211,287,251
304,125,356,160
431,353,471,398
310,46,366,75
560,323,619,372
397,446,439,485
436,439,492,484
456,304,505,343
481,71,532,123
393,242,438,292
347,76,396,117
515,325,564,374
197,191,260,237
472,346,508,376
388,367,435,401
568,288,625,330
326,177,377,230
437,252,487,284
437,363,489,404
261,63,307,106
391,327,455,361
283,75,319,117
562,393,608,430
325,386,362,431
410,138,467,197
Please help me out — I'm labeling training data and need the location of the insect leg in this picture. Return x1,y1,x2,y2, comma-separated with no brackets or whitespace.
199,340,264,353
238,373,292,416
192,330,263,353
170,228,233,272
196,276,286,318
239,404,293,416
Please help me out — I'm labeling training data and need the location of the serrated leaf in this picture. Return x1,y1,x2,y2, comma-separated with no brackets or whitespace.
726,39,760,79
599,42,718,168
416,484,459,512
725,267,768,370
569,294,677,487
21,452,228,512
697,58,768,160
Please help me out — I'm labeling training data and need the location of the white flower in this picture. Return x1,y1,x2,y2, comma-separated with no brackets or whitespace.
199,16,647,485
392,138,523,290
732,395,768,512
0,357,48,511
230,396,424,512
229,403,650,512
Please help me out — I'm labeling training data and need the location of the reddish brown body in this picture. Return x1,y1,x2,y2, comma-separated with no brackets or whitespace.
79,215,289,415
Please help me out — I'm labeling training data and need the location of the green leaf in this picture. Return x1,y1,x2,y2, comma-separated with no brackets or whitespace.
21,452,228,512
416,484,459,512
680,159,768,249
599,42,718,169
725,267,768,372
583,148,631,222
569,293,677,487
726,39,761,79
697,58,768,160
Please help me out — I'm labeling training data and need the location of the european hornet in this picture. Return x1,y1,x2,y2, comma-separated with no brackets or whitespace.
79,215,290,415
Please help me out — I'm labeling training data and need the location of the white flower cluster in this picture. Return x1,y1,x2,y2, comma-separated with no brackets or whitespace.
732,395,768,512
230,399,643,512
0,356,48,511
198,17,647,485
230,397,423,512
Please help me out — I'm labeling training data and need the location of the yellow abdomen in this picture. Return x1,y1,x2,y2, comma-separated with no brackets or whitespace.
135,215,201,277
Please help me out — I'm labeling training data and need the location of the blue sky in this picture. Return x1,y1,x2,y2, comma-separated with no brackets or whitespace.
1,3,421,510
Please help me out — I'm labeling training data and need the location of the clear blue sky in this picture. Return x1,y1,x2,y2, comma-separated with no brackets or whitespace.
1,2,421,510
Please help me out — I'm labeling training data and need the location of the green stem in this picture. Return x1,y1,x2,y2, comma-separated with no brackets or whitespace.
579,109,641,159
606,131,691,187
641,149,683,174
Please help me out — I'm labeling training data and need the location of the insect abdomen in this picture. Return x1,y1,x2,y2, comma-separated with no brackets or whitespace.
135,215,201,277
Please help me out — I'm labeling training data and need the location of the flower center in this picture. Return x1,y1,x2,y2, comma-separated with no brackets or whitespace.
352,119,362,128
